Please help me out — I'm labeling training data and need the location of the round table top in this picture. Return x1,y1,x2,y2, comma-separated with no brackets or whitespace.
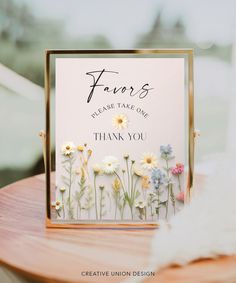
0,174,236,283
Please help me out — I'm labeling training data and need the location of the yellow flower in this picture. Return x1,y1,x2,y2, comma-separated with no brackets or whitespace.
123,153,129,159
59,187,66,193
87,149,92,157
112,178,121,193
112,114,128,130
93,163,103,175
140,153,158,170
77,145,84,152
141,176,150,189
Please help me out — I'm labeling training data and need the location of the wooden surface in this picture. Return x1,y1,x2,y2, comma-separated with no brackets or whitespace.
0,175,236,283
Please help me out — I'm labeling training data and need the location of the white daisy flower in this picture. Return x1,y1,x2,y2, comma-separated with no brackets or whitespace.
112,114,128,130
102,156,119,174
140,152,158,170
135,199,147,209
51,200,62,211
133,166,144,177
61,142,76,156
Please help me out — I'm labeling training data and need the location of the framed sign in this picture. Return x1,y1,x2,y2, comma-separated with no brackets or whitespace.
45,49,194,228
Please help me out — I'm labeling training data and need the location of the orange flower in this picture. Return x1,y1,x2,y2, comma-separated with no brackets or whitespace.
141,176,150,189
77,145,84,152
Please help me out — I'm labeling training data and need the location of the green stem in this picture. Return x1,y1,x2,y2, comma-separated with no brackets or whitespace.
99,189,104,220
94,174,98,220
130,176,139,220
130,206,134,220
120,198,125,220
114,172,126,195
165,159,170,220
77,201,81,219
157,191,160,220
178,175,182,192
150,195,154,220
115,171,135,220
166,187,169,220
122,170,126,190
77,202,79,219
87,187,92,220
130,162,134,198
126,159,130,194
132,177,139,200
114,193,118,220
61,193,65,219
170,185,176,215
121,208,124,220
68,158,73,213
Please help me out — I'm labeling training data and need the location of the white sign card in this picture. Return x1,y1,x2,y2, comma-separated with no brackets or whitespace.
47,50,193,226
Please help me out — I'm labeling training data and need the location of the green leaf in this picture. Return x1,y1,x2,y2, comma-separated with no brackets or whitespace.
155,207,160,213
160,200,168,206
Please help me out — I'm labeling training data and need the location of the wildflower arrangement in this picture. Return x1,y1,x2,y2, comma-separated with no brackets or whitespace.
52,142,185,221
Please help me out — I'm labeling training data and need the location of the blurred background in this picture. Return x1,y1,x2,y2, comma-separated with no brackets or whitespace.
0,0,235,188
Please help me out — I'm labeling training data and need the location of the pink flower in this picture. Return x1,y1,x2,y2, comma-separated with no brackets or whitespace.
176,191,185,202
171,163,184,175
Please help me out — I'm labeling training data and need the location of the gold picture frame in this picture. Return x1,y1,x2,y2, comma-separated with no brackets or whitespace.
44,49,194,228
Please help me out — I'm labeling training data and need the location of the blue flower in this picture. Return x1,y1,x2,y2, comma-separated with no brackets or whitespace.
151,168,165,190
160,144,173,159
